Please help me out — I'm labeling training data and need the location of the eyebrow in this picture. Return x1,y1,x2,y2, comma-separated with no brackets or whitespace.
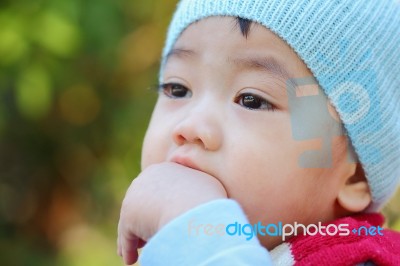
229,56,291,81
166,48,196,61
166,48,291,81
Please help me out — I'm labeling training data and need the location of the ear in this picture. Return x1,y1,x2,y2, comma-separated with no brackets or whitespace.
337,163,372,213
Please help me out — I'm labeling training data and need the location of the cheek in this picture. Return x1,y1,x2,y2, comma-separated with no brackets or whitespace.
220,140,293,205
219,134,334,224
141,115,171,170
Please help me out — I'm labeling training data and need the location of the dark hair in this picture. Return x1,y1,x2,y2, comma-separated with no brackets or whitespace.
237,17,253,38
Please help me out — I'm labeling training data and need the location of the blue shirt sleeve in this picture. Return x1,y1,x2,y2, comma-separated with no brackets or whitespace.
139,199,273,265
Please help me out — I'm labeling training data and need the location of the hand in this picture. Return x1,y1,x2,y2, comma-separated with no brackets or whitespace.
117,162,227,265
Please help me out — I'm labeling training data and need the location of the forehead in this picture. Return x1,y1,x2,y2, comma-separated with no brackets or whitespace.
164,16,312,80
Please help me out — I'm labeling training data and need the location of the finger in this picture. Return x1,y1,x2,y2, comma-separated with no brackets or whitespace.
117,233,122,257
117,221,123,257
122,234,139,265
137,238,146,249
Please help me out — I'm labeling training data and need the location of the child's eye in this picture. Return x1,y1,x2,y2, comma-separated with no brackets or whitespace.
235,93,275,111
159,83,192,98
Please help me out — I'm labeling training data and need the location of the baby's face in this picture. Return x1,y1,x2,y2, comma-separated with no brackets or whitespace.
142,17,355,248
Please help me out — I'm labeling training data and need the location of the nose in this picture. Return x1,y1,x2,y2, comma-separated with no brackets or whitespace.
172,104,222,151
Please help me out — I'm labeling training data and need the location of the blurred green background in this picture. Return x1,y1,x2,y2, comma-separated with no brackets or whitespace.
0,0,399,265
0,0,177,265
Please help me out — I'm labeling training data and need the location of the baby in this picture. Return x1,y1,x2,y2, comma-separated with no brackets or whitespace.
117,0,400,265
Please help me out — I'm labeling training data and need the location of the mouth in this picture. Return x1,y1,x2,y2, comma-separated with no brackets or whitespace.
170,156,203,172
169,155,229,197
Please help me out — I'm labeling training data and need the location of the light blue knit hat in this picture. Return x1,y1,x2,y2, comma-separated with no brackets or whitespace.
160,0,400,211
